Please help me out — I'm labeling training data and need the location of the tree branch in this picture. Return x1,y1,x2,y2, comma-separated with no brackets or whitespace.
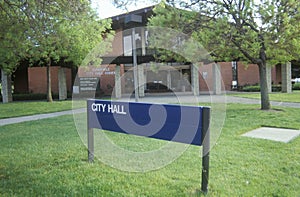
231,37,260,64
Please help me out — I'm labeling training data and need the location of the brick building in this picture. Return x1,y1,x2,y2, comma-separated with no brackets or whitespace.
74,5,288,97
12,5,297,97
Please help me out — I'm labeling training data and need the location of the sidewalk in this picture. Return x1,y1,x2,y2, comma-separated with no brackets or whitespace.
129,94,300,108
0,95,299,127
226,95,300,108
0,108,85,127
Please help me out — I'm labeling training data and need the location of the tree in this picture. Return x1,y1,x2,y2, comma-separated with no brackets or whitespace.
0,1,29,103
18,0,113,102
148,0,300,110
1,0,113,102
115,0,300,109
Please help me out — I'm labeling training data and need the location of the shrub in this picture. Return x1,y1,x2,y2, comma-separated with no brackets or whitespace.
272,85,281,92
241,85,260,92
293,83,300,90
241,84,282,92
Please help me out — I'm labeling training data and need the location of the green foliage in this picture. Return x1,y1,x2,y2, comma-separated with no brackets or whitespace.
241,84,300,92
241,84,282,92
241,85,261,92
261,0,300,65
0,0,114,70
293,83,300,90
0,1,29,74
19,0,114,66
149,0,300,64
148,0,300,110
0,0,114,101
148,3,209,63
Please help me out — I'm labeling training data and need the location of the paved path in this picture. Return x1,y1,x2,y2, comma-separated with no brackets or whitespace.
0,95,299,126
222,95,300,108
124,94,300,108
0,108,85,126
242,127,300,143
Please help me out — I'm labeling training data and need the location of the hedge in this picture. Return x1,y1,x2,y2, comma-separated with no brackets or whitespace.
241,83,300,92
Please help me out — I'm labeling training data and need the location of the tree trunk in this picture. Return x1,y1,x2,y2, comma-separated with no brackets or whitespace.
258,63,271,110
47,59,53,102
1,68,13,103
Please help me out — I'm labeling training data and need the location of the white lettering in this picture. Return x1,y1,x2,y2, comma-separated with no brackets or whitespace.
91,103,106,112
91,103,98,112
119,105,127,115
107,104,127,115
113,105,118,113
100,104,106,112
93,103,127,114
108,104,113,113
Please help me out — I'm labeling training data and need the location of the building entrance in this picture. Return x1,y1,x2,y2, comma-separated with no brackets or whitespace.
123,64,191,94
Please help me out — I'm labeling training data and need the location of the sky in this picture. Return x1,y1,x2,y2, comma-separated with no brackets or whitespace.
91,0,157,19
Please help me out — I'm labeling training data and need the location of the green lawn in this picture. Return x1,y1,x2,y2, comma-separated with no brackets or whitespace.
0,104,299,196
0,100,85,119
230,91,300,103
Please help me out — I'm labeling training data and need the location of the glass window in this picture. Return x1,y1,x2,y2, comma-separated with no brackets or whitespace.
123,35,132,56
123,28,148,56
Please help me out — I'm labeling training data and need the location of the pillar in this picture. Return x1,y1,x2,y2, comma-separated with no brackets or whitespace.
213,63,221,95
58,67,67,100
191,63,200,96
266,65,272,93
138,64,145,97
141,27,146,56
167,70,172,90
1,68,12,103
281,62,292,93
115,64,122,99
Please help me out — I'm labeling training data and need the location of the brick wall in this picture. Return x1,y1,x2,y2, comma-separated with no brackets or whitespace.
28,66,72,94
14,66,28,93
237,63,260,86
236,63,279,86
198,63,212,91
198,62,233,91
197,62,280,91
106,29,124,57
219,62,233,90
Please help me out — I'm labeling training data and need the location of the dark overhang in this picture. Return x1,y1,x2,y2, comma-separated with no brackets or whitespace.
110,5,155,30
101,55,155,64
100,55,197,65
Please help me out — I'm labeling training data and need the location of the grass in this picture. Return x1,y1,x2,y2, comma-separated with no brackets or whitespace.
230,91,300,103
0,103,299,196
0,100,85,119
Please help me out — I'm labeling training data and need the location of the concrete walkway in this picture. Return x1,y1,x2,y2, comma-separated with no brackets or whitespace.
242,127,300,143
224,95,300,108
0,95,299,127
0,108,85,126
126,94,300,108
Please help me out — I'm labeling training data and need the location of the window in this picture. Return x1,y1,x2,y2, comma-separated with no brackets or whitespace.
123,28,146,56
232,61,238,89
123,35,132,56
232,61,238,81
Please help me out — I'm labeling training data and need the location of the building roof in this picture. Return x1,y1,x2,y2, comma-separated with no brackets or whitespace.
110,5,155,30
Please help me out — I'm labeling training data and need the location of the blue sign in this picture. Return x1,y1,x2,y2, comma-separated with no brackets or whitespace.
87,99,211,193
87,99,209,146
